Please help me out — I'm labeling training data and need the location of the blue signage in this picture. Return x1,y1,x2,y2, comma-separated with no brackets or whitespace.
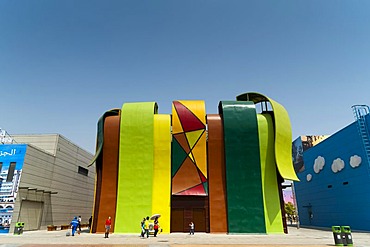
0,144,27,233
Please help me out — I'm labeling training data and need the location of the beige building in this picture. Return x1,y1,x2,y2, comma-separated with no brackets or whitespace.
3,134,95,232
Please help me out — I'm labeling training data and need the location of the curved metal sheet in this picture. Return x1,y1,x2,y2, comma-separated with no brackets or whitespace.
207,114,227,233
258,113,283,233
237,92,299,181
152,114,171,233
92,113,120,233
115,102,157,233
89,109,120,166
219,101,266,233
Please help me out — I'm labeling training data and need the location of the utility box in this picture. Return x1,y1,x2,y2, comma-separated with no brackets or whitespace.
341,226,353,246
332,226,343,246
14,222,25,235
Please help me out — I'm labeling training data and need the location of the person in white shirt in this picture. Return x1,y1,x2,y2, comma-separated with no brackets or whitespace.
189,221,194,235
78,216,82,233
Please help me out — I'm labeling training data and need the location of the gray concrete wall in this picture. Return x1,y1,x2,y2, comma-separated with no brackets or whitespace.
10,134,95,231
12,134,58,156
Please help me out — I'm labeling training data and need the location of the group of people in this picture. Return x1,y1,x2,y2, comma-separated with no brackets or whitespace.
68,215,112,238
70,215,194,238
140,216,160,238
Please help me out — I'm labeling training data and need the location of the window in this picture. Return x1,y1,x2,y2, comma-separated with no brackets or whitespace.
6,162,16,182
78,166,88,176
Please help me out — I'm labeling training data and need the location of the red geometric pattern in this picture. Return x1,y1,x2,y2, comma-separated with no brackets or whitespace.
175,183,206,196
173,101,205,132
199,170,207,183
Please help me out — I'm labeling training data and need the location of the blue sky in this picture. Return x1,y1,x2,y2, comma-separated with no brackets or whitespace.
1,0,370,154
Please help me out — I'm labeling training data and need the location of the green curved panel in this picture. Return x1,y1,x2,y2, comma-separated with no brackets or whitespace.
258,113,283,233
236,92,299,181
115,102,157,233
219,101,266,233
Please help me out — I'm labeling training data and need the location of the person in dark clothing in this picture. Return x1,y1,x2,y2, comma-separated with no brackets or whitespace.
88,216,92,230
140,217,146,238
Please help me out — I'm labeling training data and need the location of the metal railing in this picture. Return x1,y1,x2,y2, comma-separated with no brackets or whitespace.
351,105,370,170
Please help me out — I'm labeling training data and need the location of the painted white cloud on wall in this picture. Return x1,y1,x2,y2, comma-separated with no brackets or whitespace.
350,155,361,168
331,158,345,173
306,174,312,182
313,156,325,173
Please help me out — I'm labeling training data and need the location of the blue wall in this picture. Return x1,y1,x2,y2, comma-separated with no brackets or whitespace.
294,117,370,231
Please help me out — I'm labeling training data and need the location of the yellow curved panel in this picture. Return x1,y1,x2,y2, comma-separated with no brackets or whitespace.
268,97,299,181
152,114,171,233
236,92,299,181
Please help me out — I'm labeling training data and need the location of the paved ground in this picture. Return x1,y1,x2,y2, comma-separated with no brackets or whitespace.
1,226,369,247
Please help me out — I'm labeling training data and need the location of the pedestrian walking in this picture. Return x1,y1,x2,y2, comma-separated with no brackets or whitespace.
189,221,194,235
140,217,146,238
78,215,82,234
70,217,79,236
88,216,92,230
144,216,150,238
104,216,112,238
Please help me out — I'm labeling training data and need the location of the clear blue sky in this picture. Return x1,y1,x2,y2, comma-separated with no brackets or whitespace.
1,0,370,154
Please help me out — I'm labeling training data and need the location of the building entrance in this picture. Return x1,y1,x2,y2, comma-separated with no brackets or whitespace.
18,200,43,231
171,195,209,233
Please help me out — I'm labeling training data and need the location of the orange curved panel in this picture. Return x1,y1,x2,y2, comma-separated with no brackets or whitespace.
93,114,120,233
207,114,227,233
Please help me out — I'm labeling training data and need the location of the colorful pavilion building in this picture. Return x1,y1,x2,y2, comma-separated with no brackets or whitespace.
89,92,299,234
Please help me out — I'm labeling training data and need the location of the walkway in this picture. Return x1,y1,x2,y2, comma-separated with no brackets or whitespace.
1,226,369,247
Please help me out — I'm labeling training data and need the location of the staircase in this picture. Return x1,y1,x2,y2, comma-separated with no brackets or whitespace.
352,105,370,169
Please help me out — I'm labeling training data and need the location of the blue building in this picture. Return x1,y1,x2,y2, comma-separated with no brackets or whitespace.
294,106,370,231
